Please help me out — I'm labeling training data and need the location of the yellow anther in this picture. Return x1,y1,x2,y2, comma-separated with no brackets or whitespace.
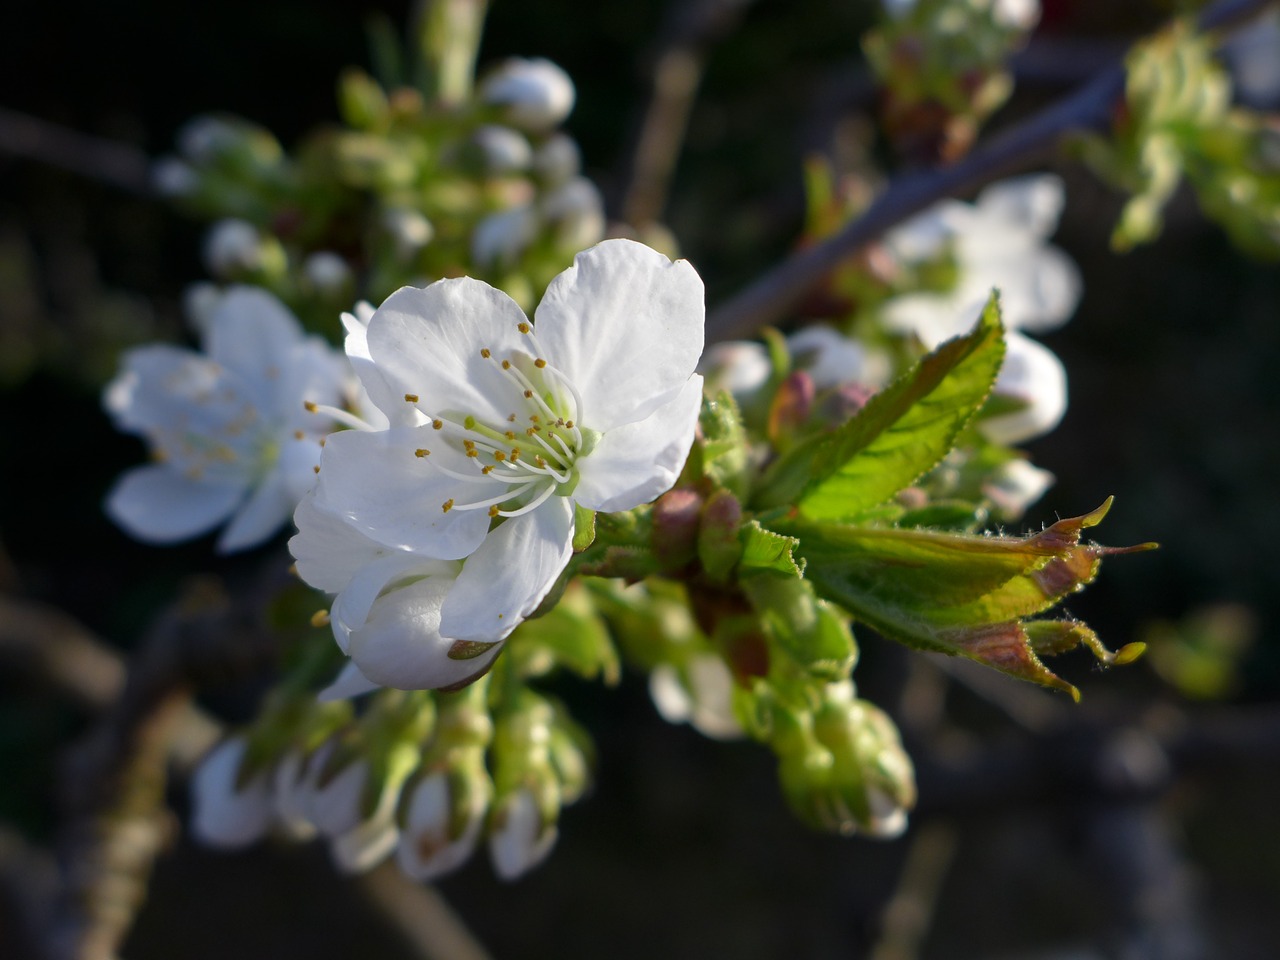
433,419,444,430
534,358,547,369
442,499,454,513
313,465,320,474
529,414,540,422
415,448,430,458
565,420,575,428
535,455,547,467
526,427,537,436
488,505,500,518
505,431,517,440
463,439,476,450
502,360,511,370
294,429,305,440
310,609,331,628
482,465,494,474
404,393,419,403
494,451,507,462
466,449,479,458
507,413,517,422
518,322,530,333
481,348,491,359
524,390,533,398
304,400,318,413
318,437,326,447
510,448,521,461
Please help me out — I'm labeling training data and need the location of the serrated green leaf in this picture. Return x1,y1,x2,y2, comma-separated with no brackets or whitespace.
754,297,1004,520
740,521,803,578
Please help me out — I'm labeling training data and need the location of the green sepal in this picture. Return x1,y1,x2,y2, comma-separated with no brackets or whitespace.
572,503,597,553
754,296,1004,520
739,520,804,578
779,499,1155,696
698,390,750,501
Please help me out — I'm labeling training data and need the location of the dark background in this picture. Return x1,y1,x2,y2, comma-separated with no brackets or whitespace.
2,1,1278,957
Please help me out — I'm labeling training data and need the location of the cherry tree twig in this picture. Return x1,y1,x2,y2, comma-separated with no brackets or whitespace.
706,0,1278,342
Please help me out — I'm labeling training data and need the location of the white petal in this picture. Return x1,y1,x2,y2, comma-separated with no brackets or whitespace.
106,465,244,545
349,573,503,689
309,759,367,838
273,749,319,840
290,495,402,595
980,331,1068,445
317,661,382,702
699,341,770,396
203,286,306,391
489,789,557,881
572,376,702,513
272,338,348,429
534,239,705,431
311,426,491,560
190,737,273,848
330,785,401,874
788,326,871,389
216,468,293,553
439,498,575,643
365,279,531,426
879,293,971,348
649,664,694,723
332,554,456,654
975,174,1065,239
397,773,485,882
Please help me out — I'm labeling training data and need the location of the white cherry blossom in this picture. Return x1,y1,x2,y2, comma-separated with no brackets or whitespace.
292,239,704,689
104,286,348,553
481,58,575,132
190,736,274,848
397,771,487,881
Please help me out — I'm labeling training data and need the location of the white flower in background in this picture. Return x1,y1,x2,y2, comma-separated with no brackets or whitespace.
292,239,704,690
471,205,539,269
151,157,198,197
473,125,533,174
880,174,1079,443
397,772,488,881
104,286,347,553
383,208,435,262
649,654,743,740
481,58,576,132
882,0,1040,30
203,218,266,277
303,251,353,295
532,133,582,186
489,788,556,880
190,736,274,848
700,325,889,398
981,330,1067,445
541,177,607,254
983,456,1055,517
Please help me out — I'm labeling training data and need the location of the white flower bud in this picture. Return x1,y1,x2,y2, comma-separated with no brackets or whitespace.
190,736,273,848
993,0,1040,31
330,784,401,874
541,176,605,251
489,788,557,881
382,208,435,261
532,133,581,186
984,458,1055,517
203,218,264,278
481,58,576,132
308,756,369,839
177,115,238,164
473,125,533,175
650,655,742,740
397,772,486,882
152,157,198,197
303,251,353,295
181,281,224,338
470,205,538,268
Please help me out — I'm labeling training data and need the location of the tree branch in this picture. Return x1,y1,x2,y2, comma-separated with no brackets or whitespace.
706,0,1278,342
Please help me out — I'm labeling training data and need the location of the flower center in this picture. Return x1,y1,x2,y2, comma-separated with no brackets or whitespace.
416,322,596,520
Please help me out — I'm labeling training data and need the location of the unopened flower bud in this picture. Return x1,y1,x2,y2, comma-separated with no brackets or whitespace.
152,157,198,197
532,133,581,185
473,125,533,174
303,251,353,296
482,58,575,132
697,488,743,582
382,208,435,262
203,218,264,277
470,205,538,269
397,760,491,882
984,457,1054,518
489,787,557,880
541,176,606,251
979,331,1067,445
190,735,274,848
651,488,703,570
649,653,743,740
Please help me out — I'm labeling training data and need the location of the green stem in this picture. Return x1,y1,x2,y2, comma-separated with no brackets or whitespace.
412,0,490,106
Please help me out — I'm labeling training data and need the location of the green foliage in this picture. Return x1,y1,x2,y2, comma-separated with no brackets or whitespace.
755,293,1004,520
1079,19,1280,258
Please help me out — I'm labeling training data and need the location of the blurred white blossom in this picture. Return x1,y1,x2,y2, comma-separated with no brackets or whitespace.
481,58,575,132
104,286,348,552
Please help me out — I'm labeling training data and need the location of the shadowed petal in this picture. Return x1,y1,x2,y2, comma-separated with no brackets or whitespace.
106,465,244,545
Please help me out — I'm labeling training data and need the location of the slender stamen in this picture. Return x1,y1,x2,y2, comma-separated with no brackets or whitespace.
497,481,558,518
303,402,377,432
448,482,541,512
533,359,586,445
